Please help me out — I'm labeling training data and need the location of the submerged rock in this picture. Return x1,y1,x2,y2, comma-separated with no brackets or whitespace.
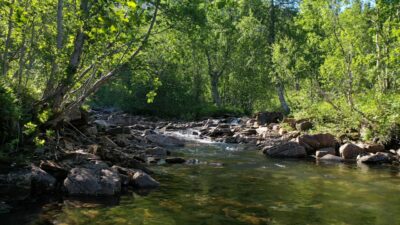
263,142,307,158
131,171,159,188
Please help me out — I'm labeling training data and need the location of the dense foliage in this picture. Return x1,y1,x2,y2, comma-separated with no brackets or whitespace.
1,0,399,148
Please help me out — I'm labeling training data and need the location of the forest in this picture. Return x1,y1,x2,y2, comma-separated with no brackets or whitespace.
1,0,400,224
1,0,399,151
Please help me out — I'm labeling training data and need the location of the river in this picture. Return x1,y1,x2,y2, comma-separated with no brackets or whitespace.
4,139,400,225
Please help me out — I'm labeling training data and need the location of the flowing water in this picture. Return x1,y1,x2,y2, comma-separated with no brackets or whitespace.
5,141,400,225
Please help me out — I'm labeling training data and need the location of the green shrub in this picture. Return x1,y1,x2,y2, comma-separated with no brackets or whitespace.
0,82,21,148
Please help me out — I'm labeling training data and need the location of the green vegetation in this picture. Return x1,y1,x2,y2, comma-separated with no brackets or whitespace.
1,0,399,149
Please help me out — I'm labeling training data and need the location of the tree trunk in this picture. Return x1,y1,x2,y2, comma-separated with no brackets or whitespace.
2,0,15,76
269,0,275,44
211,73,222,108
278,83,290,115
44,0,64,98
46,0,88,113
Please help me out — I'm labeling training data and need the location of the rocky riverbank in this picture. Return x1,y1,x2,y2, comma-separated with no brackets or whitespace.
1,109,399,214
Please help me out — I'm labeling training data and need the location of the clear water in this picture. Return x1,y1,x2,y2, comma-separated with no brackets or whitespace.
10,142,400,225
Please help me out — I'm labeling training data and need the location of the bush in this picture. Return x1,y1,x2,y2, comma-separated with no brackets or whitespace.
0,83,21,148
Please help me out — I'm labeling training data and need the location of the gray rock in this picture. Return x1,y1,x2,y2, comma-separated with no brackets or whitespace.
296,133,338,154
357,152,392,164
0,165,56,201
145,134,184,147
315,147,336,158
263,142,307,158
340,143,365,159
31,165,57,193
318,154,343,162
131,171,159,188
63,163,121,196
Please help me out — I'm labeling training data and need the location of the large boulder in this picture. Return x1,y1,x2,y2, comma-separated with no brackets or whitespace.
145,134,185,147
339,143,365,160
296,133,338,154
357,152,392,164
0,165,56,201
63,162,121,196
255,112,283,125
30,165,57,194
263,142,307,158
